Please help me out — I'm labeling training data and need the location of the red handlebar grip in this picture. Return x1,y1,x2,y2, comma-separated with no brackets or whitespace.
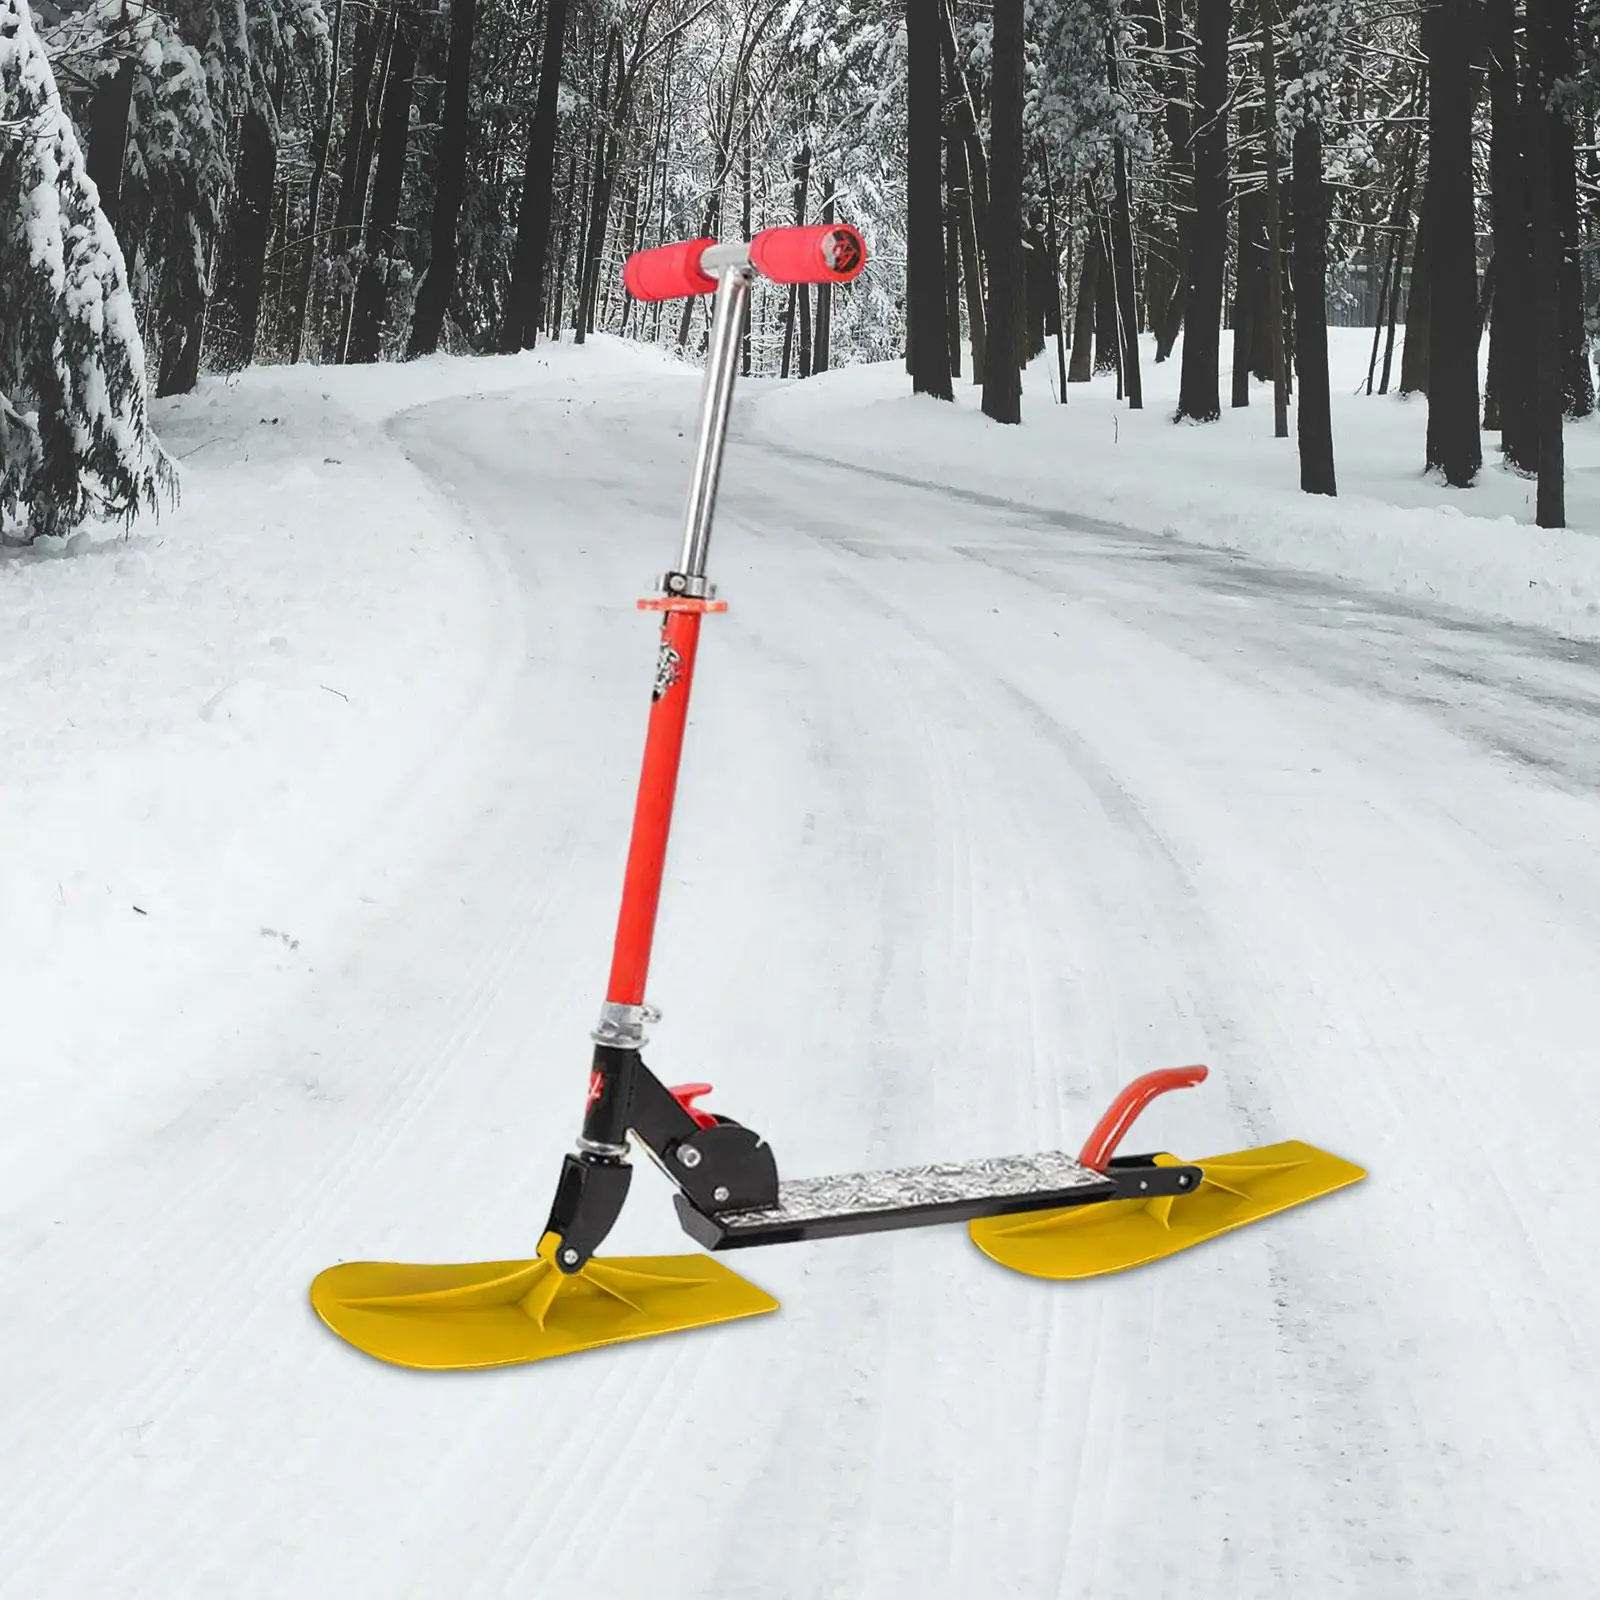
749,224,867,286
624,239,717,302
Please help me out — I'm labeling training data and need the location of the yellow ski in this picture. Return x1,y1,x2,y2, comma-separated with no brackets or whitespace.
969,1141,1366,1279
311,1234,777,1371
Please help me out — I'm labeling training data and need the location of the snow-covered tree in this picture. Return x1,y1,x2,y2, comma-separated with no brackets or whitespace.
45,0,327,386
1031,0,1128,182
1,0,174,540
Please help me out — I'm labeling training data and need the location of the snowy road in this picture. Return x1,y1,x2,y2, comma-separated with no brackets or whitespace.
5,365,1600,1597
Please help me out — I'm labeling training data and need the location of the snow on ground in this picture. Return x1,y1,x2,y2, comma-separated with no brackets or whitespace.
749,328,1600,641
4,331,1600,1597
0,337,672,1211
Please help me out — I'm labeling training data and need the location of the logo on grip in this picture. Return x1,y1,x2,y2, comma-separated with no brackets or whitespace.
823,227,863,276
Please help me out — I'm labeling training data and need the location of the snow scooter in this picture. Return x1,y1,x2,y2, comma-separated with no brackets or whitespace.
311,225,1365,1371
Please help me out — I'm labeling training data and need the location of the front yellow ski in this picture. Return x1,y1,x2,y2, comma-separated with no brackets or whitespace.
968,1141,1365,1280
310,1233,778,1371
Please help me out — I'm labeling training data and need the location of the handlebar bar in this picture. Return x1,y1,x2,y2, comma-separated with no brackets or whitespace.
623,224,867,302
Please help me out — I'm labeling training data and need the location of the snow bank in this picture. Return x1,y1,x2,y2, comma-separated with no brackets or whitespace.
747,329,1600,641
249,330,686,425
0,337,663,1204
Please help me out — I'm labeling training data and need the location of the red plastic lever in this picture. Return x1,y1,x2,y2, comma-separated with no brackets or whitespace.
749,223,866,286
668,1082,719,1130
1077,1065,1209,1172
624,239,717,302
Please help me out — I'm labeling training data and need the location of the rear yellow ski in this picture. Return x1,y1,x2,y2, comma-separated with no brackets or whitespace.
969,1141,1366,1279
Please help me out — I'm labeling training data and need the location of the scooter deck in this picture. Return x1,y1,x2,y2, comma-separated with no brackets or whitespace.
675,1150,1118,1249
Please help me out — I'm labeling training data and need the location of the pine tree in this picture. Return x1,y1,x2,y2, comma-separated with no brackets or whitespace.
1,0,175,540
49,0,327,386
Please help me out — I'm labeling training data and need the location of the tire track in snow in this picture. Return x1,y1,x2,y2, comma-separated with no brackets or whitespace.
775,444,1600,1591
681,540,966,1600
726,446,1543,1593
798,548,1295,1597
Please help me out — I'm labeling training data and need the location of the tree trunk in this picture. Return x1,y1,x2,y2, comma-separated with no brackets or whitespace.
1485,0,1536,467
270,169,293,345
1292,120,1335,495
1367,115,1417,397
1094,210,1120,379
1154,0,1192,362
1023,223,1048,360
217,106,277,370
1042,143,1068,400
1069,229,1100,382
1233,103,1262,407
1585,102,1600,391
980,0,1024,422
292,0,343,362
500,0,572,350
1423,0,1481,485
1378,208,1410,394
946,178,963,379
781,144,813,378
740,94,753,371
784,283,801,377
945,96,986,382
409,0,479,357
1528,0,1567,523
155,216,216,397
1106,30,1142,408
1399,202,1431,394
814,181,836,372
347,20,416,362
85,57,134,240
1262,0,1288,433
795,144,813,377
550,147,578,336
334,12,386,256
607,163,642,332
574,35,619,344
156,298,206,397
940,0,987,378
331,11,390,360
1154,251,1188,362
1176,0,1230,421
1544,0,1592,417
568,114,597,337
1366,219,1397,397
938,0,989,242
